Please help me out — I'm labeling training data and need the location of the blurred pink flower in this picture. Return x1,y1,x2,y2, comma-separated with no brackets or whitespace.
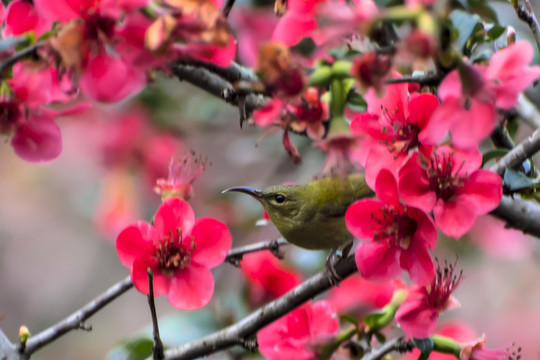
116,197,232,310
154,153,209,201
467,215,533,259
328,274,399,314
241,250,302,306
346,169,437,285
3,0,51,37
258,300,339,360
420,42,540,149
460,334,519,360
396,261,462,339
399,146,502,238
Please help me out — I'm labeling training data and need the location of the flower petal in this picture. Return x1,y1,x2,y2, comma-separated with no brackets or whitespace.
166,263,215,310
190,218,232,268
449,100,495,149
457,169,502,214
400,238,435,286
433,197,477,239
116,221,156,267
398,153,436,212
395,298,439,338
375,168,401,209
11,114,62,163
407,93,439,130
272,12,316,47
131,256,170,296
154,197,195,239
346,199,386,239
355,242,402,282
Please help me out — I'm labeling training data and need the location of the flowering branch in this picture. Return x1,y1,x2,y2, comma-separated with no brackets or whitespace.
23,276,133,355
225,238,289,266
512,0,540,52
159,255,358,360
147,271,164,360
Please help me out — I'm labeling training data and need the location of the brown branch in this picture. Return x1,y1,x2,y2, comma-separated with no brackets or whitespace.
361,337,414,360
159,255,358,360
512,0,540,52
147,271,164,360
491,195,540,237
384,73,442,87
23,276,134,355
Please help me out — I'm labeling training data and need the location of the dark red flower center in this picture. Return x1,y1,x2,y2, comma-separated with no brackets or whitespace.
294,100,323,124
380,107,421,155
153,229,195,276
84,12,116,42
427,152,466,201
424,260,462,310
372,206,418,249
0,99,21,134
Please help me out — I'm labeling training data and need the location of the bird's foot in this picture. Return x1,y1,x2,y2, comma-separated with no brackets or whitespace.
325,249,342,287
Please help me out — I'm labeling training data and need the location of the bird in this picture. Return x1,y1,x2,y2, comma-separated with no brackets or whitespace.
223,175,374,282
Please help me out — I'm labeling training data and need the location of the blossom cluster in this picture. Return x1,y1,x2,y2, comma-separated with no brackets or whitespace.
0,0,235,162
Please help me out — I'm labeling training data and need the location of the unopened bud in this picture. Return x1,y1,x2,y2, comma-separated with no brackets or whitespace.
19,325,30,352
507,26,516,46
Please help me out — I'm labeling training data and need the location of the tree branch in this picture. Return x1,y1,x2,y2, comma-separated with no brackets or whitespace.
23,276,133,355
159,255,358,360
489,128,540,176
361,337,413,360
0,42,43,75
491,195,540,237
225,238,289,266
512,0,540,52
384,73,442,87
173,60,258,84
171,64,266,126
147,271,164,360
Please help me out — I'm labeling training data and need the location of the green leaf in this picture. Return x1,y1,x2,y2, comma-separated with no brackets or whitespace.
363,311,385,329
373,331,386,344
339,314,359,328
346,89,367,112
467,0,498,22
503,168,538,192
481,148,509,167
449,9,481,51
486,24,505,41
108,337,154,360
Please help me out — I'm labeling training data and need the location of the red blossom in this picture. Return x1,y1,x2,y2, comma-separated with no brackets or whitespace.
460,334,520,360
395,261,462,338
116,197,232,310
351,73,439,187
241,250,302,305
257,300,339,360
345,169,437,285
3,0,51,38
420,41,540,149
398,145,502,238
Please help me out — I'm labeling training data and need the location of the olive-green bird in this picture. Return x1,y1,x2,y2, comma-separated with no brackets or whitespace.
223,175,374,251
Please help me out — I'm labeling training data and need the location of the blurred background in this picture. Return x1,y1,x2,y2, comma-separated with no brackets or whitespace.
1,0,540,359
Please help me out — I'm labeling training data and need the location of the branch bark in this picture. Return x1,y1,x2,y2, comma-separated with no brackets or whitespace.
489,128,540,176
512,0,540,52
159,255,358,360
23,276,134,355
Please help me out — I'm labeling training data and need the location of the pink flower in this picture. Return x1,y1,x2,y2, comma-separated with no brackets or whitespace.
154,153,209,201
272,0,325,47
327,275,399,314
116,197,232,310
398,145,502,238
351,72,439,187
395,261,462,338
345,169,437,285
460,334,519,360
420,42,540,149
241,250,302,306
258,301,339,360
3,0,51,38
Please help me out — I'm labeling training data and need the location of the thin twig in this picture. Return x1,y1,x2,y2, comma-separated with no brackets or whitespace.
23,276,134,355
515,93,540,128
0,42,44,75
222,0,237,18
174,60,259,84
159,255,358,360
512,0,540,52
225,238,289,266
361,337,414,360
147,270,164,360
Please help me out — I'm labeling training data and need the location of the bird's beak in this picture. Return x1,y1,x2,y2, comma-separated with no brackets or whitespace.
222,186,263,199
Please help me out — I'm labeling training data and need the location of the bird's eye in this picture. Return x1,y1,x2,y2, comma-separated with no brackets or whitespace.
275,194,286,203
